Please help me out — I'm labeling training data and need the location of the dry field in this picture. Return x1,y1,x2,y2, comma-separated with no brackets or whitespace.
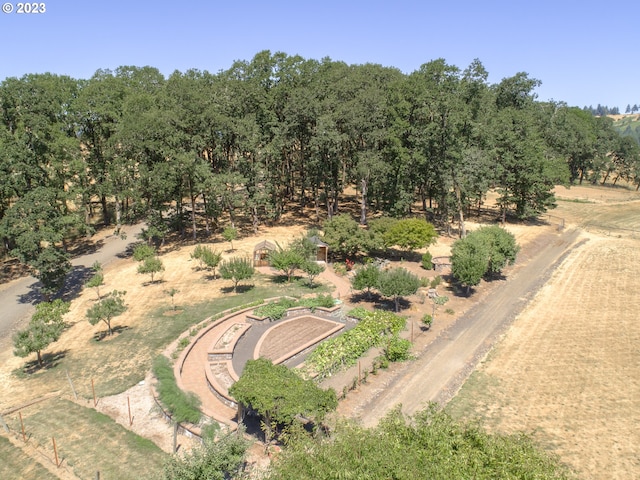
448,184,640,479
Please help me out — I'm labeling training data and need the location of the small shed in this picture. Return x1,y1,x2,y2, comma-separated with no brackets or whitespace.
309,235,329,263
253,240,277,267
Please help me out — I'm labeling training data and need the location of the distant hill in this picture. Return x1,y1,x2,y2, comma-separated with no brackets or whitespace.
609,114,640,144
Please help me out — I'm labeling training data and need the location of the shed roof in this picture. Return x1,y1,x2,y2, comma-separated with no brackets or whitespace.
308,235,329,247
253,240,277,252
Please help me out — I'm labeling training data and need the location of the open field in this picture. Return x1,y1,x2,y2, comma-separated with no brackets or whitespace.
447,185,640,479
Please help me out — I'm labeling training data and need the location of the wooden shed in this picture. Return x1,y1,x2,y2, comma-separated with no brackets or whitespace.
253,240,277,267
309,235,329,263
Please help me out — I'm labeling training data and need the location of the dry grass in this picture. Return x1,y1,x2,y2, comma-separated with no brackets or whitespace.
3,398,165,480
447,184,640,480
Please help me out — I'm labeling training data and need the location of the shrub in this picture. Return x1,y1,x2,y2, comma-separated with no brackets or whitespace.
430,276,442,289
384,335,412,362
421,251,433,270
421,314,433,328
152,355,201,424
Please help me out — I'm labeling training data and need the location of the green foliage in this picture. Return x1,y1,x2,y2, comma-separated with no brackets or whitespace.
265,406,574,479
191,245,223,277
421,313,433,328
430,275,442,288
133,244,156,262
384,335,412,362
137,256,165,283
451,233,491,292
269,246,305,282
383,218,438,251
300,260,325,287
476,225,520,276
322,214,374,258
152,355,201,424
421,251,433,269
13,299,70,366
222,226,238,250
351,263,380,298
161,427,248,480
229,359,337,442
253,298,297,320
86,290,127,336
377,267,421,312
219,257,255,292
305,310,406,379
253,295,334,320
451,226,519,292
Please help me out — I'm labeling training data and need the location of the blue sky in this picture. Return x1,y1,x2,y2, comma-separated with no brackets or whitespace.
1,0,638,110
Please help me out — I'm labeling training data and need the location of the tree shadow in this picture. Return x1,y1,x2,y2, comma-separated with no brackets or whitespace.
349,291,381,304
92,325,130,341
373,297,412,312
142,279,167,287
19,349,69,374
118,241,145,259
68,238,104,258
269,274,299,285
17,280,43,305
220,284,254,294
57,265,93,302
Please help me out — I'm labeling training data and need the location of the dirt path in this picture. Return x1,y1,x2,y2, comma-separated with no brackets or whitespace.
343,227,582,427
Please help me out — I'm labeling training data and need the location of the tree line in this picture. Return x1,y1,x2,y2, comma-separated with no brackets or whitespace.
1,50,639,297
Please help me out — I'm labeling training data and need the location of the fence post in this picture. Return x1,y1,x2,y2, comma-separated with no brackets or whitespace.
66,370,78,401
52,437,60,467
127,396,133,426
92,378,97,407
19,412,26,442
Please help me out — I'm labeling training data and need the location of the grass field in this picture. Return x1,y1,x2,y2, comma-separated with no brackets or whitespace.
447,185,640,479
3,398,166,480
0,436,58,480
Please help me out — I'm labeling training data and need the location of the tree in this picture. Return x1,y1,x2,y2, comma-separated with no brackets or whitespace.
13,299,69,367
229,358,337,443
164,287,179,311
377,267,420,312
161,427,249,480
86,290,127,336
138,256,165,283
133,243,156,262
219,257,255,292
85,261,104,300
265,406,573,479
191,245,222,277
322,214,373,258
351,263,380,299
301,260,325,287
222,226,238,251
450,233,490,295
383,218,438,252
476,225,519,277
269,246,305,282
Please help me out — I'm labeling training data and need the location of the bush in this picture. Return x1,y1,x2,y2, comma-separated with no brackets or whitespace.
421,251,433,270
384,335,412,362
253,298,297,320
152,355,201,424
430,276,442,288
421,314,433,328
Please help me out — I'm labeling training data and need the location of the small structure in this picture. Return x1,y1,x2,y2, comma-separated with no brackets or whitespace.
253,240,276,267
432,256,452,274
309,235,329,263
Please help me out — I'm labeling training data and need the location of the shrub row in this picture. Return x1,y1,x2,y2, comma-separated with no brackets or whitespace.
252,294,335,320
152,355,201,424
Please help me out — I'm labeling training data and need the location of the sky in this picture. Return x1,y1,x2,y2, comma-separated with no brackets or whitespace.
0,0,638,110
